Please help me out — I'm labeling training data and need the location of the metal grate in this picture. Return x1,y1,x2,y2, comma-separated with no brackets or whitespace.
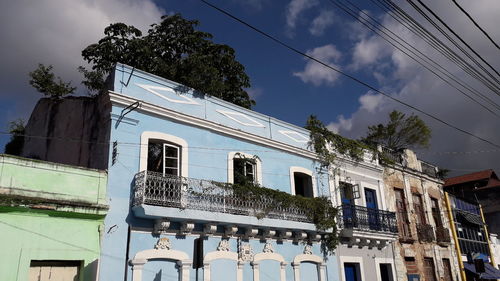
416,223,436,242
133,171,312,223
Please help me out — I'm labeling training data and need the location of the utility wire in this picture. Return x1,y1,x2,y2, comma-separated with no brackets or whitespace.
326,0,500,117
198,0,500,149
451,0,500,51
409,0,500,87
372,0,500,97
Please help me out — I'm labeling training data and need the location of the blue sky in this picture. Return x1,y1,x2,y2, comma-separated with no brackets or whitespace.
1,0,499,175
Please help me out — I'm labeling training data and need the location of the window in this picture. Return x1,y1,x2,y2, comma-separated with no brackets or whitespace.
395,189,412,240
147,140,181,176
442,259,453,281
379,264,394,281
228,152,262,185
412,194,426,225
294,172,313,198
344,263,362,281
290,167,315,198
233,157,256,185
431,198,443,227
29,260,81,281
423,258,437,281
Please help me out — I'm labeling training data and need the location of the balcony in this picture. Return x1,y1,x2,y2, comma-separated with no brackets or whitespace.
338,204,398,248
132,171,318,235
380,147,403,164
416,223,436,242
435,226,451,245
420,161,437,178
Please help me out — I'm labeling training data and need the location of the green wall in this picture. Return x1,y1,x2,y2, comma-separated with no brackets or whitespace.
0,154,108,281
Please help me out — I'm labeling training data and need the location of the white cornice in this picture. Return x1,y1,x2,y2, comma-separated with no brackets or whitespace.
108,91,382,171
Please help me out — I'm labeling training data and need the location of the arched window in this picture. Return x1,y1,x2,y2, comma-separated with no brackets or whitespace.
227,152,262,185
290,167,316,198
140,132,188,177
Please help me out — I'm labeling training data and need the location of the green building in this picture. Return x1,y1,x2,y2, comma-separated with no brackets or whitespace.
0,154,108,281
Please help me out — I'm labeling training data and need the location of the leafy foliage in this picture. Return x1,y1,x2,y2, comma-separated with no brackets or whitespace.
216,181,339,255
29,64,76,99
4,119,25,156
80,14,254,108
362,110,431,151
306,115,369,167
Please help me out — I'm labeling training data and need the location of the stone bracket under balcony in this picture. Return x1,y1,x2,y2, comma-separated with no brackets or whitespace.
340,229,398,249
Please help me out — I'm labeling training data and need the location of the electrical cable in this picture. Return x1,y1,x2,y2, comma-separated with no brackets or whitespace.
198,0,500,150
451,0,500,51
326,0,500,117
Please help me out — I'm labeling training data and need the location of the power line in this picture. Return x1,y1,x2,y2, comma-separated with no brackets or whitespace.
198,0,500,150
325,0,500,117
371,0,500,97
451,0,500,51
408,0,500,87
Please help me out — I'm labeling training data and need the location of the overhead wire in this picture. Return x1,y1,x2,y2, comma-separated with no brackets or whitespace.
371,0,500,97
407,0,500,89
451,0,500,51
325,0,500,117
198,0,500,150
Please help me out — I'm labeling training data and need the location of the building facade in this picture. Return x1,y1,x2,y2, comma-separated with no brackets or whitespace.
381,149,460,281
0,154,108,281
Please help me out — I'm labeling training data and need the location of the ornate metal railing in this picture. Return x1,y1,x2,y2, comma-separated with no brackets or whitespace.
338,204,398,234
435,226,451,244
380,147,403,164
416,223,435,242
133,171,312,223
421,161,437,178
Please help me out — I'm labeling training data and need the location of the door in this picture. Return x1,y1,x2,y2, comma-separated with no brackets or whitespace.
365,188,379,230
423,258,437,281
344,263,359,281
340,182,356,227
29,261,80,281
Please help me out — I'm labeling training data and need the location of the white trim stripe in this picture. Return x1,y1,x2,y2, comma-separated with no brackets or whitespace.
136,83,199,105
216,110,265,128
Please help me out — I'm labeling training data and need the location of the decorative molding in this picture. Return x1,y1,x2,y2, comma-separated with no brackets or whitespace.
245,228,259,239
292,252,326,281
262,229,276,239
263,241,274,253
139,131,189,176
278,130,309,143
217,239,231,252
239,243,254,262
130,246,191,281
278,230,292,242
216,110,265,128
293,231,307,243
227,151,263,185
179,222,195,235
136,83,199,105
303,245,313,255
225,225,238,237
155,237,172,250
203,223,217,235
153,219,170,235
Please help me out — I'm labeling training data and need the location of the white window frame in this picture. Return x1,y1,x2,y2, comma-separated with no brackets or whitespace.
227,152,262,185
140,131,189,177
339,256,365,281
290,167,317,197
374,258,396,281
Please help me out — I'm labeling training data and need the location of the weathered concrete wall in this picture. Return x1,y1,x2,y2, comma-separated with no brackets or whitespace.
22,95,111,170
0,154,107,281
384,149,461,281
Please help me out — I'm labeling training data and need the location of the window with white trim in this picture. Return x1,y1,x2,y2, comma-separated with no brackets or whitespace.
233,157,257,185
294,172,313,198
147,139,181,176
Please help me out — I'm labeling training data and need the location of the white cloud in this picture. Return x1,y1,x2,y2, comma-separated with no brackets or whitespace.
332,0,500,175
326,115,352,133
285,0,318,37
309,10,334,36
246,87,263,99
293,44,342,86
0,0,164,141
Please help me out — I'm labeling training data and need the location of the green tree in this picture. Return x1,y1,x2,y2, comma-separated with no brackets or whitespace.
4,119,25,156
362,110,431,151
29,64,76,99
80,14,254,108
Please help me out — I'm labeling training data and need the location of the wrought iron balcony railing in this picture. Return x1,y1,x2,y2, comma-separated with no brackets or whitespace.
416,223,436,242
380,147,403,165
435,226,451,244
338,204,398,234
133,171,312,223
420,161,437,178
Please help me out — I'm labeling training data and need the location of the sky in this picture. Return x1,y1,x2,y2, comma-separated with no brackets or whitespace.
0,0,499,176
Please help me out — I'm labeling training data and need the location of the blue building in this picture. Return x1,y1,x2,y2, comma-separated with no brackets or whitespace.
21,63,400,281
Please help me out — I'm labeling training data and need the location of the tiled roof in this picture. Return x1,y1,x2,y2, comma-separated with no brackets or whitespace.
444,169,495,186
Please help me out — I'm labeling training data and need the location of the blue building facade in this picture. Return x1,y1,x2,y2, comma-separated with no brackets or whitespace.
99,63,339,281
